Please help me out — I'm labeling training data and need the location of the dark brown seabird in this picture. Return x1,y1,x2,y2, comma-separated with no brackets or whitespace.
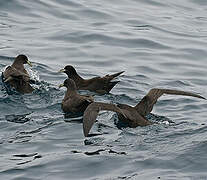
59,65,124,94
59,78,126,118
83,89,206,137
59,78,94,114
3,54,34,94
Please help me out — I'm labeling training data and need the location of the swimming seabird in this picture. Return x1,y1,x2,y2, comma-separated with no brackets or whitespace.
59,65,124,94
59,78,126,120
59,78,94,114
2,54,34,94
83,88,205,136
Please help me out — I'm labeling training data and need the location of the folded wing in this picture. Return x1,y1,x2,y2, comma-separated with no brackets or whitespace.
4,66,30,82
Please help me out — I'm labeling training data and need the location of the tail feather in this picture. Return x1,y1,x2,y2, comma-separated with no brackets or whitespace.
108,71,124,80
105,81,119,93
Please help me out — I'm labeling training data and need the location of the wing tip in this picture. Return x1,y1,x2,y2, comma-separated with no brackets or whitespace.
83,127,89,137
199,95,206,100
83,117,90,137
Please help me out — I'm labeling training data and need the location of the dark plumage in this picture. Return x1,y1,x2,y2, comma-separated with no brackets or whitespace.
59,65,124,94
83,88,206,137
59,78,126,122
2,54,34,94
59,78,94,114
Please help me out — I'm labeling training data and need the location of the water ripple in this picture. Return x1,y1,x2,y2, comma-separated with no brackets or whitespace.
0,0,207,179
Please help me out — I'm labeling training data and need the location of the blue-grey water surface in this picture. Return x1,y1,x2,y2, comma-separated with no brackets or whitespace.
0,0,207,179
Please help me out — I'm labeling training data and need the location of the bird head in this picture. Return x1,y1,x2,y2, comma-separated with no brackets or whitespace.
58,65,77,77
15,54,32,67
59,78,77,91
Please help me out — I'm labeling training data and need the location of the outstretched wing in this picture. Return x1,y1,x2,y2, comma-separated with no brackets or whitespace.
135,88,205,117
83,102,126,137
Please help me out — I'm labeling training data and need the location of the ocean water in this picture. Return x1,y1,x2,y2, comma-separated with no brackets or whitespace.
0,0,207,179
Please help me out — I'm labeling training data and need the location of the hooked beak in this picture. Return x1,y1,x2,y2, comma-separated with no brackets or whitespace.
58,84,64,88
58,68,66,73
27,60,32,67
